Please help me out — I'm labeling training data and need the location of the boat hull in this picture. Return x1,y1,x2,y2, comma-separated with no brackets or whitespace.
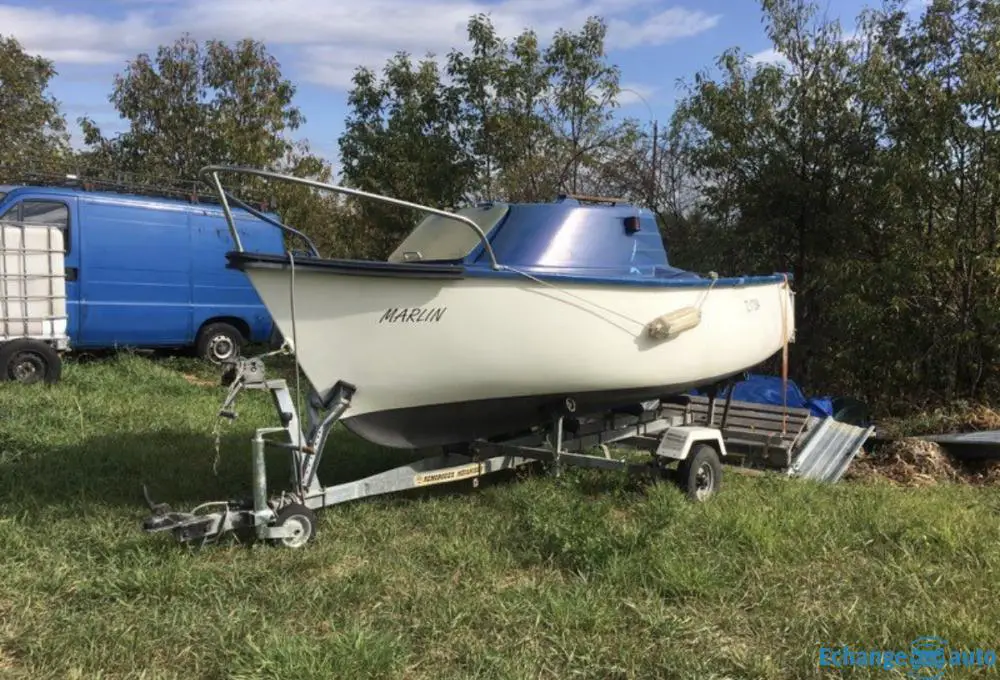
341,382,741,449
239,260,795,449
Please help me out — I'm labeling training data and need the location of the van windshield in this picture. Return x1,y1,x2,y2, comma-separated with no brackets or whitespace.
387,203,509,263
0,192,6,203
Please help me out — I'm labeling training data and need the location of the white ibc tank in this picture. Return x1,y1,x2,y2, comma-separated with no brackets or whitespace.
0,223,68,343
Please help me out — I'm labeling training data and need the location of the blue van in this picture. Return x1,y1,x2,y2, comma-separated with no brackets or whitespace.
0,184,284,369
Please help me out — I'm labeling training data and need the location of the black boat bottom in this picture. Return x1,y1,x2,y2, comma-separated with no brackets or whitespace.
340,378,739,449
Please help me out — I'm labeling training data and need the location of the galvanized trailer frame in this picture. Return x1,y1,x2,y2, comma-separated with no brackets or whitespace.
141,356,730,548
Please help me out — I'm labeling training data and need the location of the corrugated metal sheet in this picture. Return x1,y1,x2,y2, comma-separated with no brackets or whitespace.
788,417,875,483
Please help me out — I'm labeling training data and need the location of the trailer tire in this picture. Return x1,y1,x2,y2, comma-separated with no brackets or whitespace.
0,339,62,385
676,443,722,502
195,322,245,364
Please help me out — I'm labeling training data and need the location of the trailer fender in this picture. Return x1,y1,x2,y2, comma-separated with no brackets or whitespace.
654,426,727,461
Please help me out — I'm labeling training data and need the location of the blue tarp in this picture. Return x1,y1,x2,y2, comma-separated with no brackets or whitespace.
692,374,834,419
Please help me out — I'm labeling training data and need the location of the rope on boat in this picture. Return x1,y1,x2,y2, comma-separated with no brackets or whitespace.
210,341,292,475
695,271,719,309
209,251,305,478
289,249,304,429
499,264,649,329
211,377,244,475
500,265,722,339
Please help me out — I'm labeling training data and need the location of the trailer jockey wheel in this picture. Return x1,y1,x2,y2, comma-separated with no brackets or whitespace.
676,444,722,502
268,503,317,548
0,339,62,385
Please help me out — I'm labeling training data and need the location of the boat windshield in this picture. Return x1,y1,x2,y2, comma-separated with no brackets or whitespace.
387,202,509,263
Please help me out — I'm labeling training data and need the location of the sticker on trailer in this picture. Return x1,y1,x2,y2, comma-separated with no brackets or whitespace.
414,463,482,487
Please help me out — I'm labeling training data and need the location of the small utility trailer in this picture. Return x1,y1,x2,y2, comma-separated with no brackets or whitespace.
660,389,874,483
142,355,732,548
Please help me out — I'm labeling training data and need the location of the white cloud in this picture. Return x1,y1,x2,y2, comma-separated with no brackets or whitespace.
749,47,789,67
0,0,721,88
607,7,721,49
617,83,656,108
0,5,158,65
749,28,858,70
32,49,124,66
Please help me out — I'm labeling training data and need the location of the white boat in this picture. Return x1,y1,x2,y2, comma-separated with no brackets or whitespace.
204,167,795,449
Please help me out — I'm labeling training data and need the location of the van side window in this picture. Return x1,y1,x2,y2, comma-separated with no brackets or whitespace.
21,201,71,253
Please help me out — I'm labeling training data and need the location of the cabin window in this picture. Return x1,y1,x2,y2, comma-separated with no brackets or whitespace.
0,200,71,253
387,202,510,263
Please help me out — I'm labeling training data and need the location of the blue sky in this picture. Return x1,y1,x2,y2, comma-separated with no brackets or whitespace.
1,0,923,176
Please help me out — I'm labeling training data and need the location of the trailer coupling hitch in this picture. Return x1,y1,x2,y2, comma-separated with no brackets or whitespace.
140,484,195,533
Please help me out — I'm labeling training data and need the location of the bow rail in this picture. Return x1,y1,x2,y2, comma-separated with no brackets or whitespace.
199,165,501,270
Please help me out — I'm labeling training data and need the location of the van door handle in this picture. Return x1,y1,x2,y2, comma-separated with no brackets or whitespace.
65,267,78,281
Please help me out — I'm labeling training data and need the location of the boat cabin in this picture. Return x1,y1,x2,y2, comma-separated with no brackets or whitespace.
387,195,701,281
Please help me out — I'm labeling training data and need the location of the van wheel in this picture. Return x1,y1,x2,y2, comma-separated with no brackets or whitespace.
196,322,245,364
0,339,62,385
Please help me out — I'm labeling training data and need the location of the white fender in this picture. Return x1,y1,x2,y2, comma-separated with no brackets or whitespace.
645,306,702,340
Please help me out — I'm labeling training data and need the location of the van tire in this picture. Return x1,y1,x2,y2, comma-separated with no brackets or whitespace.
196,322,245,364
0,339,62,385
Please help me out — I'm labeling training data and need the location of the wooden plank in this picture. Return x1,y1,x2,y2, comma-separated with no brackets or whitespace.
661,407,810,425
668,403,812,425
660,408,810,435
684,396,813,418
701,415,808,433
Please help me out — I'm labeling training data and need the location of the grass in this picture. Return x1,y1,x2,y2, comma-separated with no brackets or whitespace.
1,353,999,679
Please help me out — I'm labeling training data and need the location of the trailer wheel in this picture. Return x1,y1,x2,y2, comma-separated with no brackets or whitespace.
676,443,722,502
0,339,62,385
196,322,245,364
267,503,317,548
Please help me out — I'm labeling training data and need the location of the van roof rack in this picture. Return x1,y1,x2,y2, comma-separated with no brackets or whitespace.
556,193,632,206
0,165,277,212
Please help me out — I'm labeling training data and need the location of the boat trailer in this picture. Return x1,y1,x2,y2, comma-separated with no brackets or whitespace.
141,355,732,548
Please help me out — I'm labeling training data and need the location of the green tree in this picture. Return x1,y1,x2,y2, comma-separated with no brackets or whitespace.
493,29,560,201
543,17,624,195
77,34,346,254
669,0,1000,413
80,35,308,186
446,14,511,201
337,53,473,257
0,35,70,176
670,0,887,396
339,53,471,208
337,13,632,257
858,0,1000,403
